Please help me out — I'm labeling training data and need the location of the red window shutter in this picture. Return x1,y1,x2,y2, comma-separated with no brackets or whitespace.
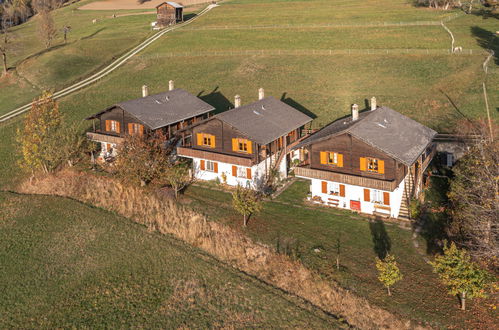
246,168,252,179
339,184,345,197
363,188,370,202
214,162,218,173
232,165,237,177
383,192,390,205
200,160,205,171
321,181,327,194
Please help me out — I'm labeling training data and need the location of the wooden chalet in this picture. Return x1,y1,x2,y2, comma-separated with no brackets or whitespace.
177,89,313,189
156,2,183,27
86,82,215,160
293,99,437,220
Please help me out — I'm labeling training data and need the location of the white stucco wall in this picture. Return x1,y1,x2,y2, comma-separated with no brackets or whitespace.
302,176,406,218
187,155,287,190
98,141,117,159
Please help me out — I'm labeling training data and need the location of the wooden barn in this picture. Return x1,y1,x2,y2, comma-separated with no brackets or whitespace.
156,2,183,27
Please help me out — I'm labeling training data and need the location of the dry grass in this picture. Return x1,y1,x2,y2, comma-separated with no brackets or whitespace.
19,170,424,329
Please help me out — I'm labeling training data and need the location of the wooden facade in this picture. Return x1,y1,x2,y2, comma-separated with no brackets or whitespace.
189,118,301,166
306,133,406,184
93,106,210,141
156,2,183,27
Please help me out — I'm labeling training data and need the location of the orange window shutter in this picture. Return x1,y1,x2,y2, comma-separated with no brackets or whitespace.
139,124,144,136
211,135,216,148
232,138,238,151
128,123,133,134
232,165,237,177
197,133,203,146
321,181,328,194
214,162,218,173
337,154,344,167
383,192,390,205
200,160,205,171
116,121,121,133
105,120,111,131
339,184,345,197
360,157,367,171
247,141,253,154
246,168,252,179
363,188,370,202
378,160,385,174
106,143,111,151
320,152,327,164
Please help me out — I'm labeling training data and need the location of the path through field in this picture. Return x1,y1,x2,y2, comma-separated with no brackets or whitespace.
0,4,218,123
79,0,212,10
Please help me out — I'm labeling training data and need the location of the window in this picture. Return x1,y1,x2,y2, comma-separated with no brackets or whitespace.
321,181,345,197
105,120,120,133
232,165,252,179
197,133,216,148
360,157,385,174
206,160,215,172
367,157,378,172
232,138,252,154
371,190,383,203
320,151,343,167
237,167,248,178
128,123,143,136
329,182,340,195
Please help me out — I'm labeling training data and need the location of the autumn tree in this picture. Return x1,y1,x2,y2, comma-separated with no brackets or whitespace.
114,131,170,186
44,122,92,168
448,121,498,264
0,0,15,75
232,185,262,227
164,162,191,199
38,9,56,48
430,242,492,310
17,92,62,174
375,254,403,296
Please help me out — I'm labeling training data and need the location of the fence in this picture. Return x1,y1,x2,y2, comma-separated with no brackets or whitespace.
138,48,486,59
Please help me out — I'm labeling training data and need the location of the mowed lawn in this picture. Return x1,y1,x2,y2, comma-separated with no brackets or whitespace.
0,192,342,328
181,181,497,328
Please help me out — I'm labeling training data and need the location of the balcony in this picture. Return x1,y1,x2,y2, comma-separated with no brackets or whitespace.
177,147,253,167
86,132,124,144
294,166,398,191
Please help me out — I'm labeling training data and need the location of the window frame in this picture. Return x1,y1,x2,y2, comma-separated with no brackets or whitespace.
366,157,379,172
327,152,339,165
236,166,248,178
108,120,119,133
328,182,340,196
371,189,383,203
201,134,215,148
205,160,215,172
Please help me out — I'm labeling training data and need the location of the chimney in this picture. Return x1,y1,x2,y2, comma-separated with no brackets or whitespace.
258,88,265,100
352,104,359,121
169,80,174,91
142,85,149,97
370,96,377,111
234,94,241,108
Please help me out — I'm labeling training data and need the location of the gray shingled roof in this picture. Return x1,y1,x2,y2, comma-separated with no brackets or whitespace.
295,106,437,166
88,89,214,130
216,97,313,145
156,1,183,8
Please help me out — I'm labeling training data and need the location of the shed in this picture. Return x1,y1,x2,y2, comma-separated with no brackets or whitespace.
156,2,183,27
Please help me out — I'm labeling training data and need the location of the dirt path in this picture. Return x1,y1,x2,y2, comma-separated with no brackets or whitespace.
79,0,212,11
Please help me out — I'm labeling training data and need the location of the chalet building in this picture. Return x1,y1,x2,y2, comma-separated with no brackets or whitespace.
86,81,215,160
177,89,313,189
156,2,183,27
293,99,437,220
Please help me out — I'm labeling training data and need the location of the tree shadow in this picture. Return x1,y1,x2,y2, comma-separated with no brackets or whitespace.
471,7,499,20
369,218,391,259
198,86,233,114
470,26,499,65
184,13,197,21
280,92,317,119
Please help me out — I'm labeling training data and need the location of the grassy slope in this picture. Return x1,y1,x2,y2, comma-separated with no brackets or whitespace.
0,191,341,328
181,181,497,328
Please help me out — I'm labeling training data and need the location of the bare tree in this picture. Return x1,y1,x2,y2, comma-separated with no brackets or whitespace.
0,1,15,76
38,9,56,48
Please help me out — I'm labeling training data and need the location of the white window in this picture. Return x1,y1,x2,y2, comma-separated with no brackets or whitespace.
237,166,247,178
329,182,340,195
371,190,383,203
206,161,215,172
110,120,118,132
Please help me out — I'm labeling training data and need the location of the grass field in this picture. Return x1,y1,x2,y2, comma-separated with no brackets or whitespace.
181,180,497,328
0,191,342,328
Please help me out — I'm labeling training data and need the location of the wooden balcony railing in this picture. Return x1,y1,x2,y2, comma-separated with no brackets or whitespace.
177,147,253,167
86,132,124,144
294,166,398,191
421,146,436,172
